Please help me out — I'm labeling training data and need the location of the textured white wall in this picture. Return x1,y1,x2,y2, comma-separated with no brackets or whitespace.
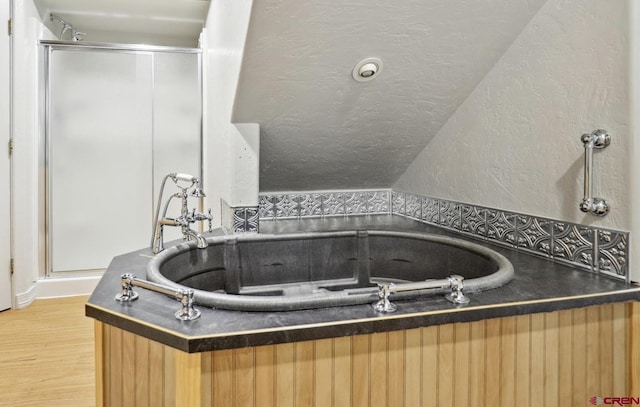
202,0,259,227
394,0,630,231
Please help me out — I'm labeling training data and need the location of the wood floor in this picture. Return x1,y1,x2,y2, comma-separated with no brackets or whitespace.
0,296,95,407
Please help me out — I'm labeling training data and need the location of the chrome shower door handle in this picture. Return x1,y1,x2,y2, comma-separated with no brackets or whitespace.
579,129,611,216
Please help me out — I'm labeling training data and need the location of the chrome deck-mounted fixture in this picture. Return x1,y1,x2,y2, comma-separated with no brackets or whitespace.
115,273,201,321
151,172,212,254
373,274,470,313
579,129,611,216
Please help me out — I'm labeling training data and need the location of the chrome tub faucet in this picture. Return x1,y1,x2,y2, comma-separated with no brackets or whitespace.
151,172,212,254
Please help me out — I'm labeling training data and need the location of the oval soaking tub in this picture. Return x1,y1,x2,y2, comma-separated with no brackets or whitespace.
147,230,514,311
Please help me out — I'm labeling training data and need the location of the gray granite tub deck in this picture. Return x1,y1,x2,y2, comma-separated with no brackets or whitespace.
86,215,640,353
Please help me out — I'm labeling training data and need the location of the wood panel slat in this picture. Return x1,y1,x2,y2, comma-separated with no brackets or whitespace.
438,324,454,407
255,345,275,407
572,308,587,406
201,353,213,407
275,342,295,407
543,311,559,407
484,318,501,407
557,308,573,406
421,325,438,407
529,313,544,407
515,315,530,407
95,321,105,407
234,347,255,407
404,328,422,407
134,335,150,407
586,306,600,397
351,334,370,407
334,336,352,407
370,333,388,407
499,317,516,407
315,338,333,407
631,302,640,395
295,340,314,407
468,320,485,407
453,323,470,407
212,349,233,407
612,303,628,396
148,338,165,407
387,330,405,407
175,348,202,407
599,304,614,395
102,324,111,405
164,343,176,407
122,329,136,407
108,322,123,406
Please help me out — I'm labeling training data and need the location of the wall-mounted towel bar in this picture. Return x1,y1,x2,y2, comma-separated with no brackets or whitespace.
579,129,611,216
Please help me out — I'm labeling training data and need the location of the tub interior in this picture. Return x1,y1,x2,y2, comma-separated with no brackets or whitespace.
157,233,499,297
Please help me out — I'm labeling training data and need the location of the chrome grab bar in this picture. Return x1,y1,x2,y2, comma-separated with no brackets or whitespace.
373,275,469,313
579,129,611,216
115,273,201,321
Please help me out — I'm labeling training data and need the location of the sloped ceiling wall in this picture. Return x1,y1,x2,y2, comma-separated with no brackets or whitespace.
233,0,548,191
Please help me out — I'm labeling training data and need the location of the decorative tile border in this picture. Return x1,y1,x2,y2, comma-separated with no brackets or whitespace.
552,222,594,270
258,190,391,220
254,190,630,281
597,229,629,279
514,215,552,258
222,200,259,234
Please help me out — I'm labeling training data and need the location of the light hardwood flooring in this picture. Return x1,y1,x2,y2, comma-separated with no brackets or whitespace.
0,296,95,407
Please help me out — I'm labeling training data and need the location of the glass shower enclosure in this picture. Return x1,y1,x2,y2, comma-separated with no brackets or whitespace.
41,42,202,276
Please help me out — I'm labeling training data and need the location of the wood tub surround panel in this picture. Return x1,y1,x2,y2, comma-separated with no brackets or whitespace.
95,302,637,407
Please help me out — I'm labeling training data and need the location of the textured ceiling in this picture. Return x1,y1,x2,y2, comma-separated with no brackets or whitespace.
33,0,209,46
234,0,549,192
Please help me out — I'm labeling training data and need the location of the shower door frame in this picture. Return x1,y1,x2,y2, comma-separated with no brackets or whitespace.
40,40,203,278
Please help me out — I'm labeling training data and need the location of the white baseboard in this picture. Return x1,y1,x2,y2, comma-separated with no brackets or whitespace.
35,275,101,300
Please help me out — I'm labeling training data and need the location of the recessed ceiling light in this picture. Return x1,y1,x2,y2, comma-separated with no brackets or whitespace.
352,58,383,82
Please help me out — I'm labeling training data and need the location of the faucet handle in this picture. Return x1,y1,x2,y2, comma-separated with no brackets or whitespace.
190,208,213,227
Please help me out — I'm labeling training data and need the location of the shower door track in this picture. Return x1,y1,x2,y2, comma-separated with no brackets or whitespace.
39,40,202,54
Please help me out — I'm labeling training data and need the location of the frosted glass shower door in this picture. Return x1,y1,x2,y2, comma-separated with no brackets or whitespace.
49,50,153,272
152,52,202,242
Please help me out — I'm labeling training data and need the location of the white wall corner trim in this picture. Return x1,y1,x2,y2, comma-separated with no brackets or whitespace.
202,0,255,227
